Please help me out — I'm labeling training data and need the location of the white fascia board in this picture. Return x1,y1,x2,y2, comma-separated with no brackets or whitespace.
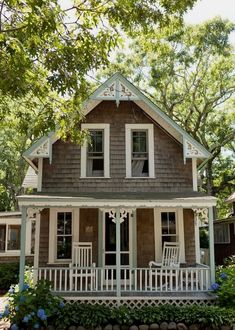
18,195,217,209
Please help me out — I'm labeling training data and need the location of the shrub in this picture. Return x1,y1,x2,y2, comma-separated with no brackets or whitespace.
53,303,235,329
213,263,235,307
1,280,64,329
0,263,19,291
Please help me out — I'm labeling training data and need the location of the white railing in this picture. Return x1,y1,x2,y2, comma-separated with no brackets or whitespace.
36,266,210,294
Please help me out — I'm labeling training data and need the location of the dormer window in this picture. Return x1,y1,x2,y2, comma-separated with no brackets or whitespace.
81,123,110,178
125,124,155,178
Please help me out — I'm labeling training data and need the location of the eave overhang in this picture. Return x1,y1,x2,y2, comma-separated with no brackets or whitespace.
18,192,217,209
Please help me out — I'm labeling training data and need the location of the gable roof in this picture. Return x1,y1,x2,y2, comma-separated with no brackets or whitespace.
23,72,211,166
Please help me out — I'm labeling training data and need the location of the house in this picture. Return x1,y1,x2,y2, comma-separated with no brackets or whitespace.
0,212,34,262
214,192,235,265
18,73,217,306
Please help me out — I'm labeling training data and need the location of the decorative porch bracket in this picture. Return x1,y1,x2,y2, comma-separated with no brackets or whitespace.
19,207,43,291
108,208,135,297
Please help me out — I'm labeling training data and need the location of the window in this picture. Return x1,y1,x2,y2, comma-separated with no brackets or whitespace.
161,212,177,247
125,124,154,178
56,212,72,259
81,124,110,178
87,130,104,177
132,130,149,177
0,224,20,252
214,223,230,244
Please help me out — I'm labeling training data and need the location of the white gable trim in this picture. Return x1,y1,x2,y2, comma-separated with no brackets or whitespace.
23,73,210,166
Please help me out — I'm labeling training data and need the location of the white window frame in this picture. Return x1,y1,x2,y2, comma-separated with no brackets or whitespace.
0,217,33,256
125,124,155,178
154,208,185,263
49,208,79,264
81,123,110,178
214,223,230,244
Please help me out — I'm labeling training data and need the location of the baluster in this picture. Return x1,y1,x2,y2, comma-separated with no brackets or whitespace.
185,270,188,291
54,269,57,291
65,269,67,291
139,269,142,291
59,269,62,291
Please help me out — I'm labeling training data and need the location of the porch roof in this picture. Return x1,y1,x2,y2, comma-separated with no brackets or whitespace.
18,191,216,208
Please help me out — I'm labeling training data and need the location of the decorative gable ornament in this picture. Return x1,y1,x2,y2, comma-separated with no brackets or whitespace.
31,140,49,157
95,79,138,107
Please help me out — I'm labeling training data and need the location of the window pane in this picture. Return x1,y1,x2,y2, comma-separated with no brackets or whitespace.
121,216,129,251
57,213,65,234
105,213,116,251
57,236,72,259
132,130,149,176
64,212,72,235
169,212,176,234
89,130,103,152
0,225,6,252
7,225,20,250
132,131,147,153
161,212,168,235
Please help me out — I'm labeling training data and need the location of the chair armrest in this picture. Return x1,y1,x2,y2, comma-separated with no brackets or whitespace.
149,261,161,268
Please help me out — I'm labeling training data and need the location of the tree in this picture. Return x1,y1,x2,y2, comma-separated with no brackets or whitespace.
97,18,235,214
0,0,197,137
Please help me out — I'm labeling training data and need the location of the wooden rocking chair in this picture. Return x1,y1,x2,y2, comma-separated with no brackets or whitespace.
69,242,96,291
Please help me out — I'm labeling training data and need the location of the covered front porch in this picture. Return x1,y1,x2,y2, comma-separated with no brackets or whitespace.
18,192,216,301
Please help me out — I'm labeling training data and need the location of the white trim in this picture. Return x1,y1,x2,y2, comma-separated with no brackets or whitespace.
49,208,80,263
81,123,110,178
154,208,185,263
125,124,155,178
37,158,43,192
194,212,200,263
192,158,198,191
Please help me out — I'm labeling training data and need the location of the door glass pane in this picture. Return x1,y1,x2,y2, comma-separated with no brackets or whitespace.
105,253,116,265
121,253,129,265
105,213,116,252
121,215,129,251
0,225,6,252
7,225,20,250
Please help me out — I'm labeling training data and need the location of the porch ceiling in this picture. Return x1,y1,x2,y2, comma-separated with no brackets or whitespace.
17,191,216,208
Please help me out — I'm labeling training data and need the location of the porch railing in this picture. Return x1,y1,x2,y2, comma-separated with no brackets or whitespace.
35,265,211,294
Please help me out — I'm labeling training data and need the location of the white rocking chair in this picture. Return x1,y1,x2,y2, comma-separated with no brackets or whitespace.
69,242,96,291
149,242,180,291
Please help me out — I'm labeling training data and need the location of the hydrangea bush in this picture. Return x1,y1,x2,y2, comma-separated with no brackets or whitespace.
0,280,65,329
210,260,235,308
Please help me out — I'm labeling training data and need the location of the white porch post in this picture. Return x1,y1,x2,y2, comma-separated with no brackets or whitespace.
116,208,121,297
194,212,200,264
33,211,41,284
19,206,27,290
208,206,215,284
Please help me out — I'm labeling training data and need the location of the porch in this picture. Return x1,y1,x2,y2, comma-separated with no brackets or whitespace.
18,192,216,301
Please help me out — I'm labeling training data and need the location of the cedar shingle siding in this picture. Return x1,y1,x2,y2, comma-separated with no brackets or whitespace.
42,101,193,193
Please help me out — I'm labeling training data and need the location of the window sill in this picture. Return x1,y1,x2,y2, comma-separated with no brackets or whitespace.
80,177,111,179
125,176,155,179
0,252,20,256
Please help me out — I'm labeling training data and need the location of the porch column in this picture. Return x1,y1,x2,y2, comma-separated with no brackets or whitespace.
33,211,41,284
19,206,27,290
208,206,215,283
116,208,121,297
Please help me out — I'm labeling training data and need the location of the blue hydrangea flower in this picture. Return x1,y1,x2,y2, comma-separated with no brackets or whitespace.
33,323,40,329
210,282,220,291
11,324,19,330
4,308,10,316
59,301,65,308
22,283,30,291
40,314,47,321
37,308,45,319
220,272,228,280
15,306,19,311
8,287,14,294
23,316,29,323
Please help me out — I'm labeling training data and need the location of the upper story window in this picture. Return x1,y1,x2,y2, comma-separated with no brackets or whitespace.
125,124,155,178
87,130,104,177
81,124,110,178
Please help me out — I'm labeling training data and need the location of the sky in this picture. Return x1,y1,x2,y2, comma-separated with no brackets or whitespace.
184,0,235,43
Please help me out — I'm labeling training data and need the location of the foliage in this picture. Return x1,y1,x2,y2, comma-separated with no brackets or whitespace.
212,263,235,307
53,303,235,329
98,17,235,212
0,0,197,139
0,262,19,291
1,280,64,329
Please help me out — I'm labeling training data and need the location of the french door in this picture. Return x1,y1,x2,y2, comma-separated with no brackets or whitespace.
103,211,131,281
